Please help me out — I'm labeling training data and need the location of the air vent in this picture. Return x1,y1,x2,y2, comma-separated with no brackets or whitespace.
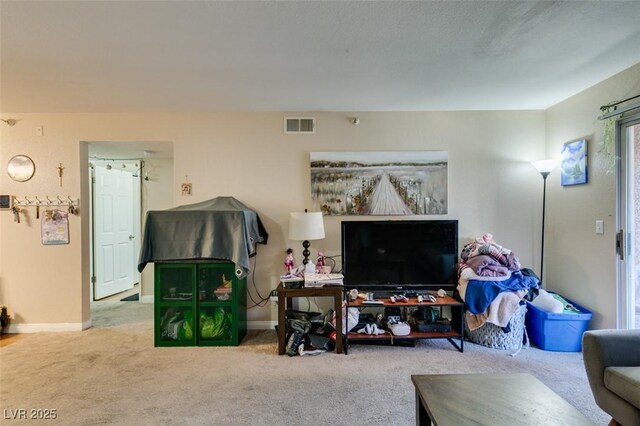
284,117,316,134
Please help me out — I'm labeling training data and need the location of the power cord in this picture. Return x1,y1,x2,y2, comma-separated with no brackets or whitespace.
247,247,271,308
324,255,341,273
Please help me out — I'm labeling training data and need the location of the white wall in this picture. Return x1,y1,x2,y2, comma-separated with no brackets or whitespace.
545,63,640,329
0,111,545,328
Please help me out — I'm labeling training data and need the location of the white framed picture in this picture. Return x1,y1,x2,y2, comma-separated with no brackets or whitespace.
310,151,448,215
41,209,70,245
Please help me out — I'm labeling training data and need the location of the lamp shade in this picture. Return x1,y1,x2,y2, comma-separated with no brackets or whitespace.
531,159,557,174
288,212,325,241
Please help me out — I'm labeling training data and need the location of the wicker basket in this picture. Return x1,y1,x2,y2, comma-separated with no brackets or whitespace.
465,303,527,350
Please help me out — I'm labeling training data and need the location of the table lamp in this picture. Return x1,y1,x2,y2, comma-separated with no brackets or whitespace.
288,210,325,265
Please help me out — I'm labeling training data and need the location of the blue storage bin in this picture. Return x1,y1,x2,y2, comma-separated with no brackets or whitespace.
525,292,592,352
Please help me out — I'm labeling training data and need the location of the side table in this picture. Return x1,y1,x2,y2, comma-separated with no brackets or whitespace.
276,283,343,354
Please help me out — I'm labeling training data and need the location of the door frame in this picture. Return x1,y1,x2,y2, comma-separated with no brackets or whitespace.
616,112,640,328
89,160,142,301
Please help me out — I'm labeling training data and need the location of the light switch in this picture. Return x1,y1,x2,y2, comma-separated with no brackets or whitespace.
596,220,604,235
36,125,43,137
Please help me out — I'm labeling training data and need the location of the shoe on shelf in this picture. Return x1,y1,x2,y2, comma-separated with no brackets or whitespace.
356,324,386,335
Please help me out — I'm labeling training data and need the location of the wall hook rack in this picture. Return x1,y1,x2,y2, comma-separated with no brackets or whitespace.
12,195,80,208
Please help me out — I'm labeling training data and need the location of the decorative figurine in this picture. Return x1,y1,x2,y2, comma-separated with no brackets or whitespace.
316,251,326,273
284,248,296,273
57,163,65,187
221,274,232,288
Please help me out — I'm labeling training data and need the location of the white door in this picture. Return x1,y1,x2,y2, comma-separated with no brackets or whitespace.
617,113,640,329
93,165,137,299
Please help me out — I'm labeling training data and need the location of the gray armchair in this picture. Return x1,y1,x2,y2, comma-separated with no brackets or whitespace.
583,329,640,425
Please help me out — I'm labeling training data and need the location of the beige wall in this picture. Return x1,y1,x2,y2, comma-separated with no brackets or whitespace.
0,111,545,328
2,65,639,332
544,63,640,329
138,157,174,299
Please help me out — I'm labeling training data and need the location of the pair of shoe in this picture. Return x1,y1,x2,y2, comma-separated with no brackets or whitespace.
298,346,325,356
357,323,386,335
285,331,305,356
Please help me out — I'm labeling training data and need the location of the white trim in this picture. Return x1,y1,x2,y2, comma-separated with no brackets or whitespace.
4,320,274,333
248,320,277,330
141,295,154,304
616,114,640,329
5,320,92,333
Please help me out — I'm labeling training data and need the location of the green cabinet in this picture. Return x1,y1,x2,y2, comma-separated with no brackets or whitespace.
154,261,247,347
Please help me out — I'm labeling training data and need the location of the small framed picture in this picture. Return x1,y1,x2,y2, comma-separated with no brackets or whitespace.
181,183,192,196
42,209,70,245
561,139,588,186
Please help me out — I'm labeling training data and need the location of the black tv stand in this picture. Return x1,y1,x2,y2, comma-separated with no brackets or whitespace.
344,291,464,354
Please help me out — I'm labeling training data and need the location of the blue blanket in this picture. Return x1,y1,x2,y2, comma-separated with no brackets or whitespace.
465,271,539,314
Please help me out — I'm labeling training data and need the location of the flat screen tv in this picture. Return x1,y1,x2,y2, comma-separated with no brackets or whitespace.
341,220,458,292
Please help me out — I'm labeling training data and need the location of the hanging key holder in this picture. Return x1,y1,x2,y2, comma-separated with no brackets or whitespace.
11,195,80,220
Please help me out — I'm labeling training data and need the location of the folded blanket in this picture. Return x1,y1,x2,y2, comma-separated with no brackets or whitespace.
460,267,511,282
465,271,539,314
465,255,511,277
466,311,486,331
457,278,468,301
460,234,521,272
465,290,526,331
486,290,527,327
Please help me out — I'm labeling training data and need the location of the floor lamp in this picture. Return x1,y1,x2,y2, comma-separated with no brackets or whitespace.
532,159,557,285
288,210,325,265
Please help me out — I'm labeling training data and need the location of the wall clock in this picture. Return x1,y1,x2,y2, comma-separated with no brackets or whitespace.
7,155,36,182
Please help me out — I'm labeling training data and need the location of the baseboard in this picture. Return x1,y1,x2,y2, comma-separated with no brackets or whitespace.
248,321,277,330
4,317,274,333
5,319,92,333
4,319,273,333
141,295,154,304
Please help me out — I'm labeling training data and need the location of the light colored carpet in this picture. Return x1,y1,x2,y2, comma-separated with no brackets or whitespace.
1,302,609,425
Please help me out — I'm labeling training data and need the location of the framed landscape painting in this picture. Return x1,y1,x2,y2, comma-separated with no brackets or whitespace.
561,139,588,186
310,151,448,216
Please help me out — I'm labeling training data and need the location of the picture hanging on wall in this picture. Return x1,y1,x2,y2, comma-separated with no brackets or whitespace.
41,209,70,245
560,139,588,186
310,151,448,216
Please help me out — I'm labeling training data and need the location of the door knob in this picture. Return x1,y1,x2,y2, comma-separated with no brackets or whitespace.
129,235,135,240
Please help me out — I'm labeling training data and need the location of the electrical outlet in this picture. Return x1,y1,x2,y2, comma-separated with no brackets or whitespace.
270,289,278,304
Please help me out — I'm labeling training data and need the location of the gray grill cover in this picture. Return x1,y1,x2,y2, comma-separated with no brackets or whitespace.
138,196,268,277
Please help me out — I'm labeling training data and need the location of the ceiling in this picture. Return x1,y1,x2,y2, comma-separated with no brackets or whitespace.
1,1,640,113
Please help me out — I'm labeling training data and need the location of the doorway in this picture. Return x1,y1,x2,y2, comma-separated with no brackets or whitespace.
91,161,141,300
86,141,174,310
617,113,640,329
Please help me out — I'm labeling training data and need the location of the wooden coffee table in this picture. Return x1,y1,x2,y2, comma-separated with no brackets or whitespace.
411,373,593,425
